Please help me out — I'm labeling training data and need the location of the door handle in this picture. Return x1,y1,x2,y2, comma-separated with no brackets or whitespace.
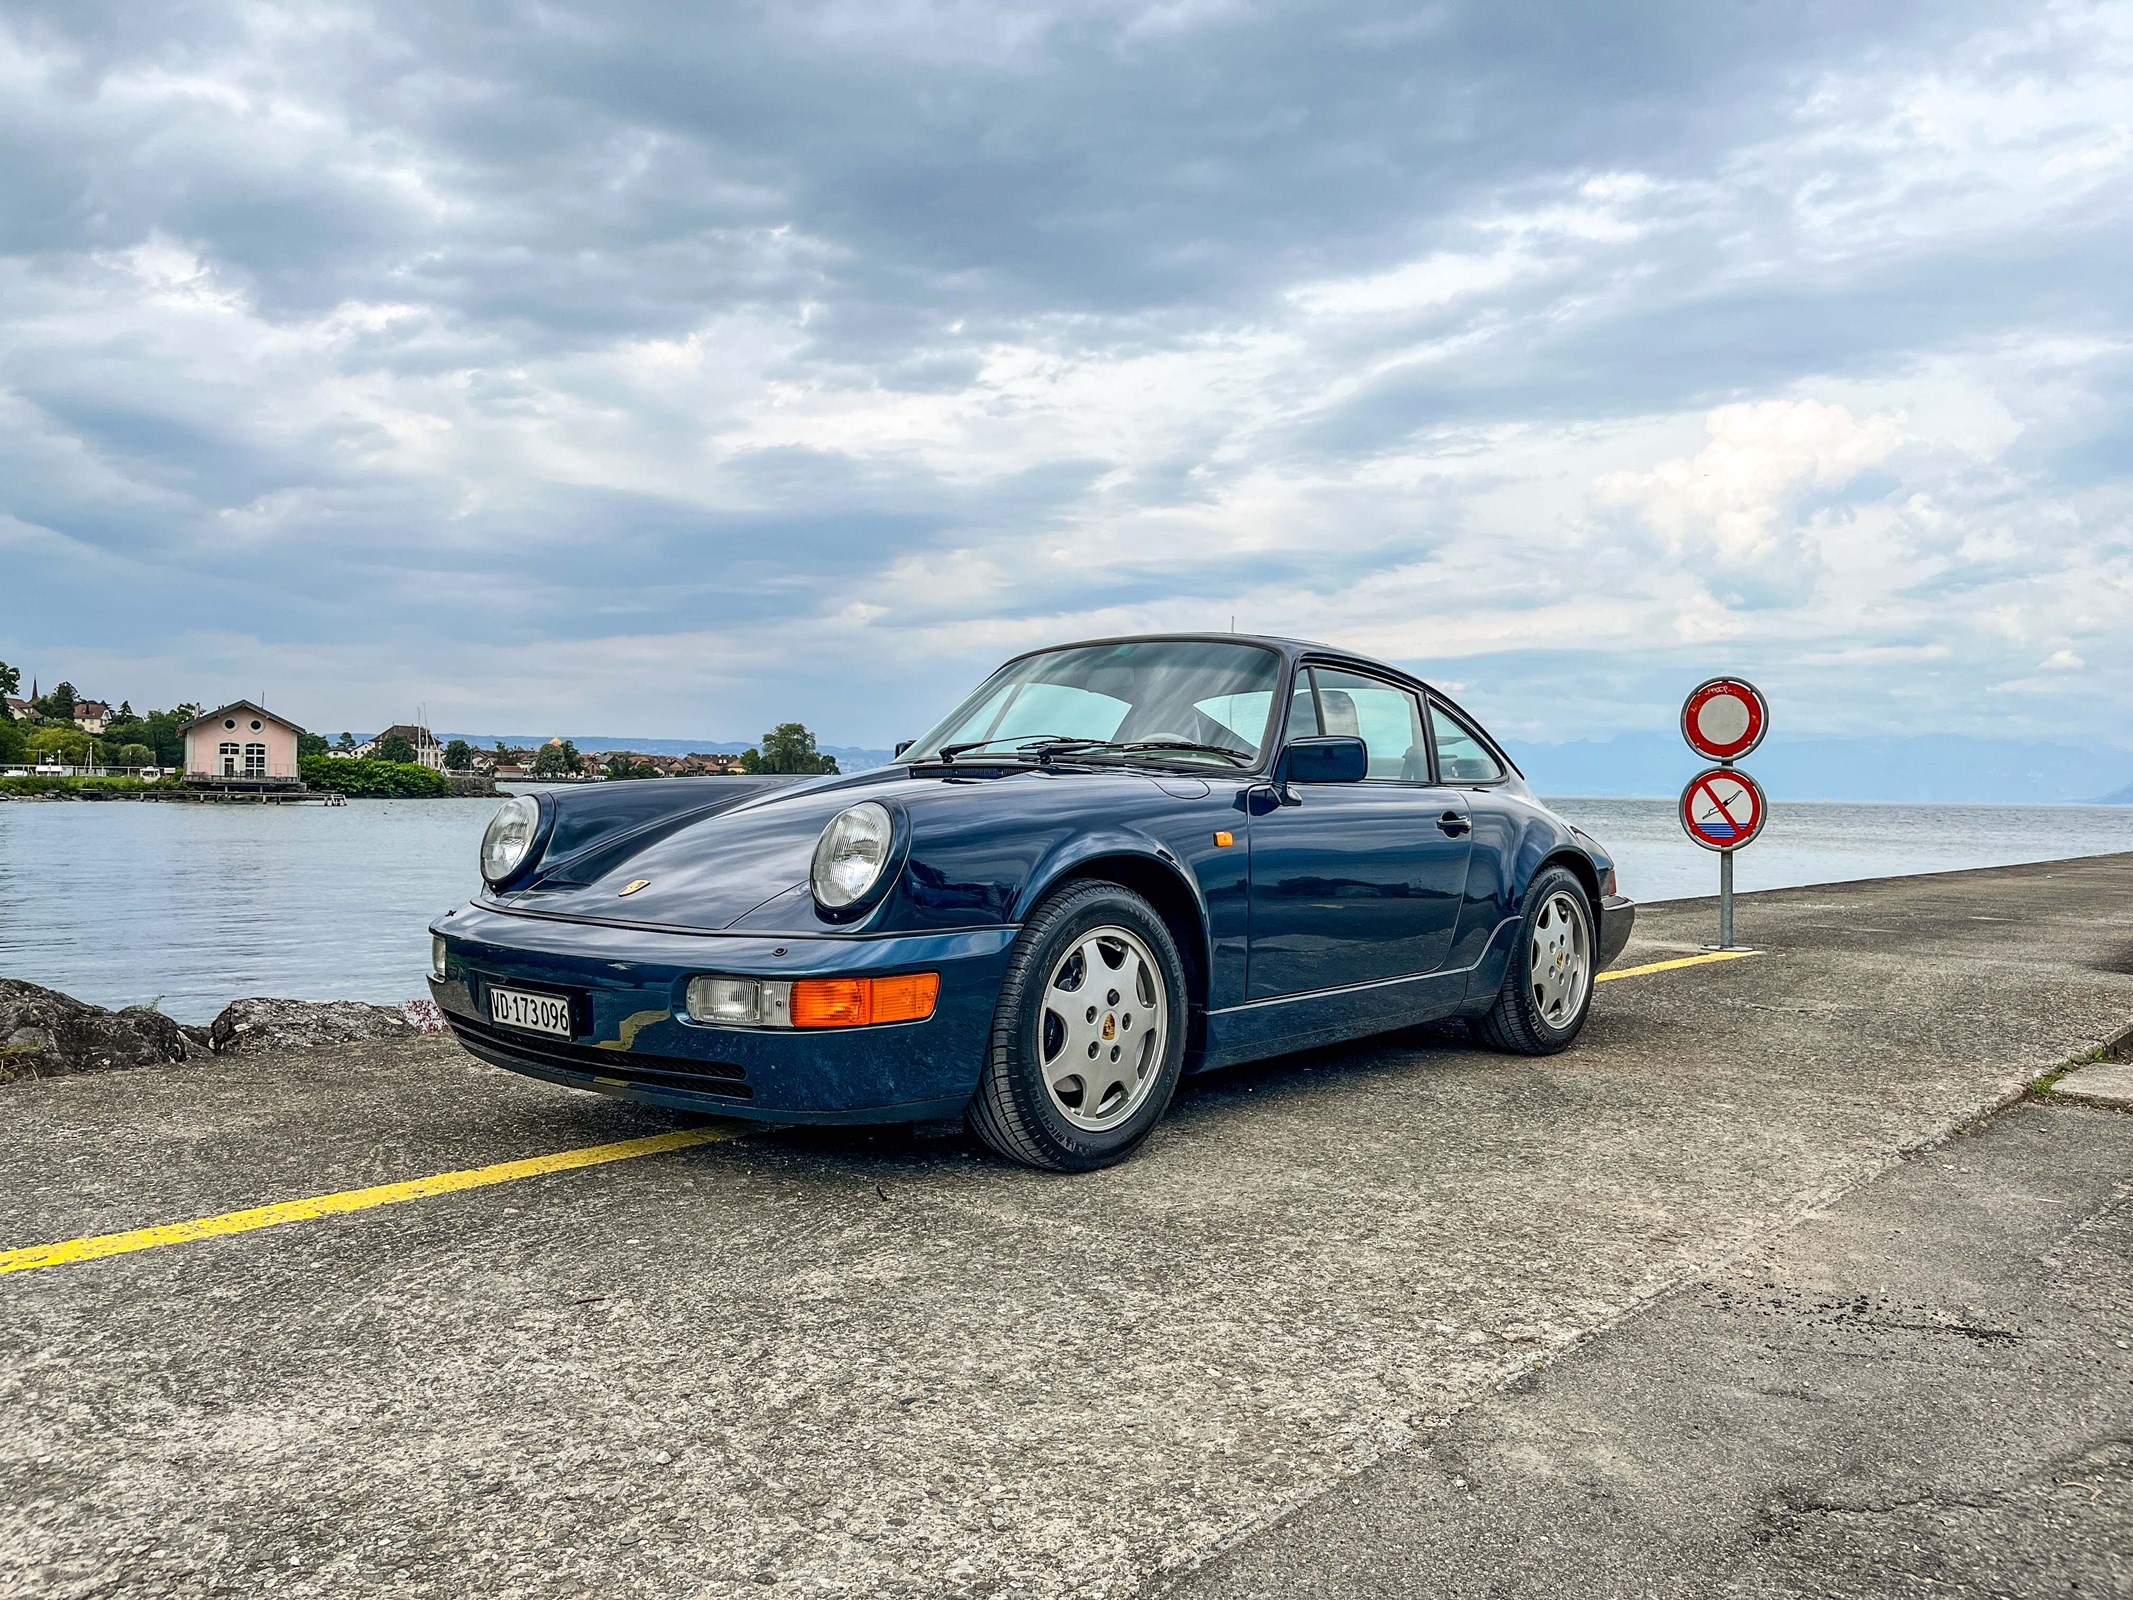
1438,811,1470,837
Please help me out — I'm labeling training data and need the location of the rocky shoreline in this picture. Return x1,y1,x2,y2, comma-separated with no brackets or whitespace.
0,979,445,1082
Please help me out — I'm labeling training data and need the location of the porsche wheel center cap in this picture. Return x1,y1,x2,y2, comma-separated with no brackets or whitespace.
1101,1014,1117,1040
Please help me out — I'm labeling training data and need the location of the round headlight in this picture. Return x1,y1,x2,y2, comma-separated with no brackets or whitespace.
810,802,894,910
481,795,541,885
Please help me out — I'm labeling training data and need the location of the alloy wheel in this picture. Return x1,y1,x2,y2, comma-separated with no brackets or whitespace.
1039,924,1169,1131
1529,890,1591,1027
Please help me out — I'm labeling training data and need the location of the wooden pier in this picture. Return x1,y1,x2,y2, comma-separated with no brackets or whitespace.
169,776,317,804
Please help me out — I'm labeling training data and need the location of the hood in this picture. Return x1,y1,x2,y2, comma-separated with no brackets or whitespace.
484,765,1192,934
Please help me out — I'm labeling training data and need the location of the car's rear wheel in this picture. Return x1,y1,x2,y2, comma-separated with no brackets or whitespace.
967,880,1187,1172
1474,865,1595,1055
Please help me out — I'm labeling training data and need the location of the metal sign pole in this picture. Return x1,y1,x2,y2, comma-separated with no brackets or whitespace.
1719,756,1735,949
1719,848,1734,949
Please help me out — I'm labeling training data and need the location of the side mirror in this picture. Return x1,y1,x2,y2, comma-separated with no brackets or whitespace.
1275,735,1368,786
894,740,914,758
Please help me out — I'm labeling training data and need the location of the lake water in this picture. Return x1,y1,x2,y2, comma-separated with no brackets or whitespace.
4,791,2131,1022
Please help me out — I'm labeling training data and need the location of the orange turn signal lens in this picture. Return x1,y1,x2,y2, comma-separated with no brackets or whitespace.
789,972,940,1028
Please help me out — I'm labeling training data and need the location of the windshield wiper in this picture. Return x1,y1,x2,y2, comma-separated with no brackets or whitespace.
929,734,1254,769
933,734,1100,764
1112,738,1254,766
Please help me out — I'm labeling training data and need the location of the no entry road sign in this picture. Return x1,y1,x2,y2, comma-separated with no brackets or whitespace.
1681,676,1769,762
1680,766,1767,853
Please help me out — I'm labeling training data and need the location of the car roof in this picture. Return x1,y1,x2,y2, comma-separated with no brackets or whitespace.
1009,631,1433,690
982,631,1524,782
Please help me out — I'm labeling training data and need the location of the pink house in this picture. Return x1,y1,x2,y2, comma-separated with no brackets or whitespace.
181,700,305,785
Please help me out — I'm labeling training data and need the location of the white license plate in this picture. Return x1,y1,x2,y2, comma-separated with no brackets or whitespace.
489,986,573,1039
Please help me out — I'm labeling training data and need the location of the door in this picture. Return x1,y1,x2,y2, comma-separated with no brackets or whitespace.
1246,666,1475,1000
219,741,239,777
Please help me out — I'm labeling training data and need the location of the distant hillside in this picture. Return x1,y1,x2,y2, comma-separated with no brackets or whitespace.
442,733,897,772
1502,733,2133,805
429,728,2133,802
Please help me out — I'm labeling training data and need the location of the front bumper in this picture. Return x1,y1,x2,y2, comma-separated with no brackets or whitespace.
1598,893,1636,971
429,903,1018,1124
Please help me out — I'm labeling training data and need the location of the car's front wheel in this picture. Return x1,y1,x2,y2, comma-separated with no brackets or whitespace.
1474,865,1596,1055
967,879,1188,1172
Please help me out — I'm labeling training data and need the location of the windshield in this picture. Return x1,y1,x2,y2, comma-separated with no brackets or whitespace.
906,640,1286,766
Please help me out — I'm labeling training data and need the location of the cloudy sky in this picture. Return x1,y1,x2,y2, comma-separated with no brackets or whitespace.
4,0,2129,759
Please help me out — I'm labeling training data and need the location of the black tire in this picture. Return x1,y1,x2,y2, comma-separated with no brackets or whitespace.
1474,865,1596,1056
966,879,1189,1173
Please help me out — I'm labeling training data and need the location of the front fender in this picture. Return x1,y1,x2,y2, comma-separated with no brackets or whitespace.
1011,827,1225,1037
1010,827,1204,927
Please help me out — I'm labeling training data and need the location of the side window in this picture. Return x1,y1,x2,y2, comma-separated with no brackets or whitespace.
1308,667,1430,781
1429,701,1505,784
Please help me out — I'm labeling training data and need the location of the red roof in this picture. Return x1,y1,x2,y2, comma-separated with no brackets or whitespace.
177,699,307,736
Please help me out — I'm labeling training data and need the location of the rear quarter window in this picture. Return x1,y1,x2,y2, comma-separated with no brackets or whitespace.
1428,702,1506,784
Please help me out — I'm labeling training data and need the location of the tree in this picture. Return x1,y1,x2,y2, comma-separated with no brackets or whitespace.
116,743,154,768
532,739,582,778
745,722,839,775
297,732,329,758
373,732,418,764
100,707,186,767
443,738,473,771
28,726,92,763
0,720,24,764
33,680,78,723
0,661,19,719
336,731,358,752
608,756,661,780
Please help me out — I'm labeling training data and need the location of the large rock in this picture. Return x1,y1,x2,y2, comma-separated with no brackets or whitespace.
0,979,192,1083
205,997,418,1056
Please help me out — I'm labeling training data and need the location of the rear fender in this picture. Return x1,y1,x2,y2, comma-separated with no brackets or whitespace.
1460,842,1608,1013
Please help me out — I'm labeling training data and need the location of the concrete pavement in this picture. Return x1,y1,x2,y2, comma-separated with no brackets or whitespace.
3,854,2130,1598
1168,1097,2133,1599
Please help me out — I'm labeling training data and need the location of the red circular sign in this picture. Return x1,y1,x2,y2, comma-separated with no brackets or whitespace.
1679,767,1767,853
1681,677,1768,762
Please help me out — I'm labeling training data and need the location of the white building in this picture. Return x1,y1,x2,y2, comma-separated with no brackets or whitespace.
356,723,445,770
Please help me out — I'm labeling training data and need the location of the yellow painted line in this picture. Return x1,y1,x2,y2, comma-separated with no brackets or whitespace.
1598,948,1763,982
0,1126,733,1278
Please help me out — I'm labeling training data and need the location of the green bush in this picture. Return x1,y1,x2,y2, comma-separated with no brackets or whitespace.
0,775,175,796
300,756,451,798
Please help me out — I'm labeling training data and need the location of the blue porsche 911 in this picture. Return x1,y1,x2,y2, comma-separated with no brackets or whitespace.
429,634,1633,1171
